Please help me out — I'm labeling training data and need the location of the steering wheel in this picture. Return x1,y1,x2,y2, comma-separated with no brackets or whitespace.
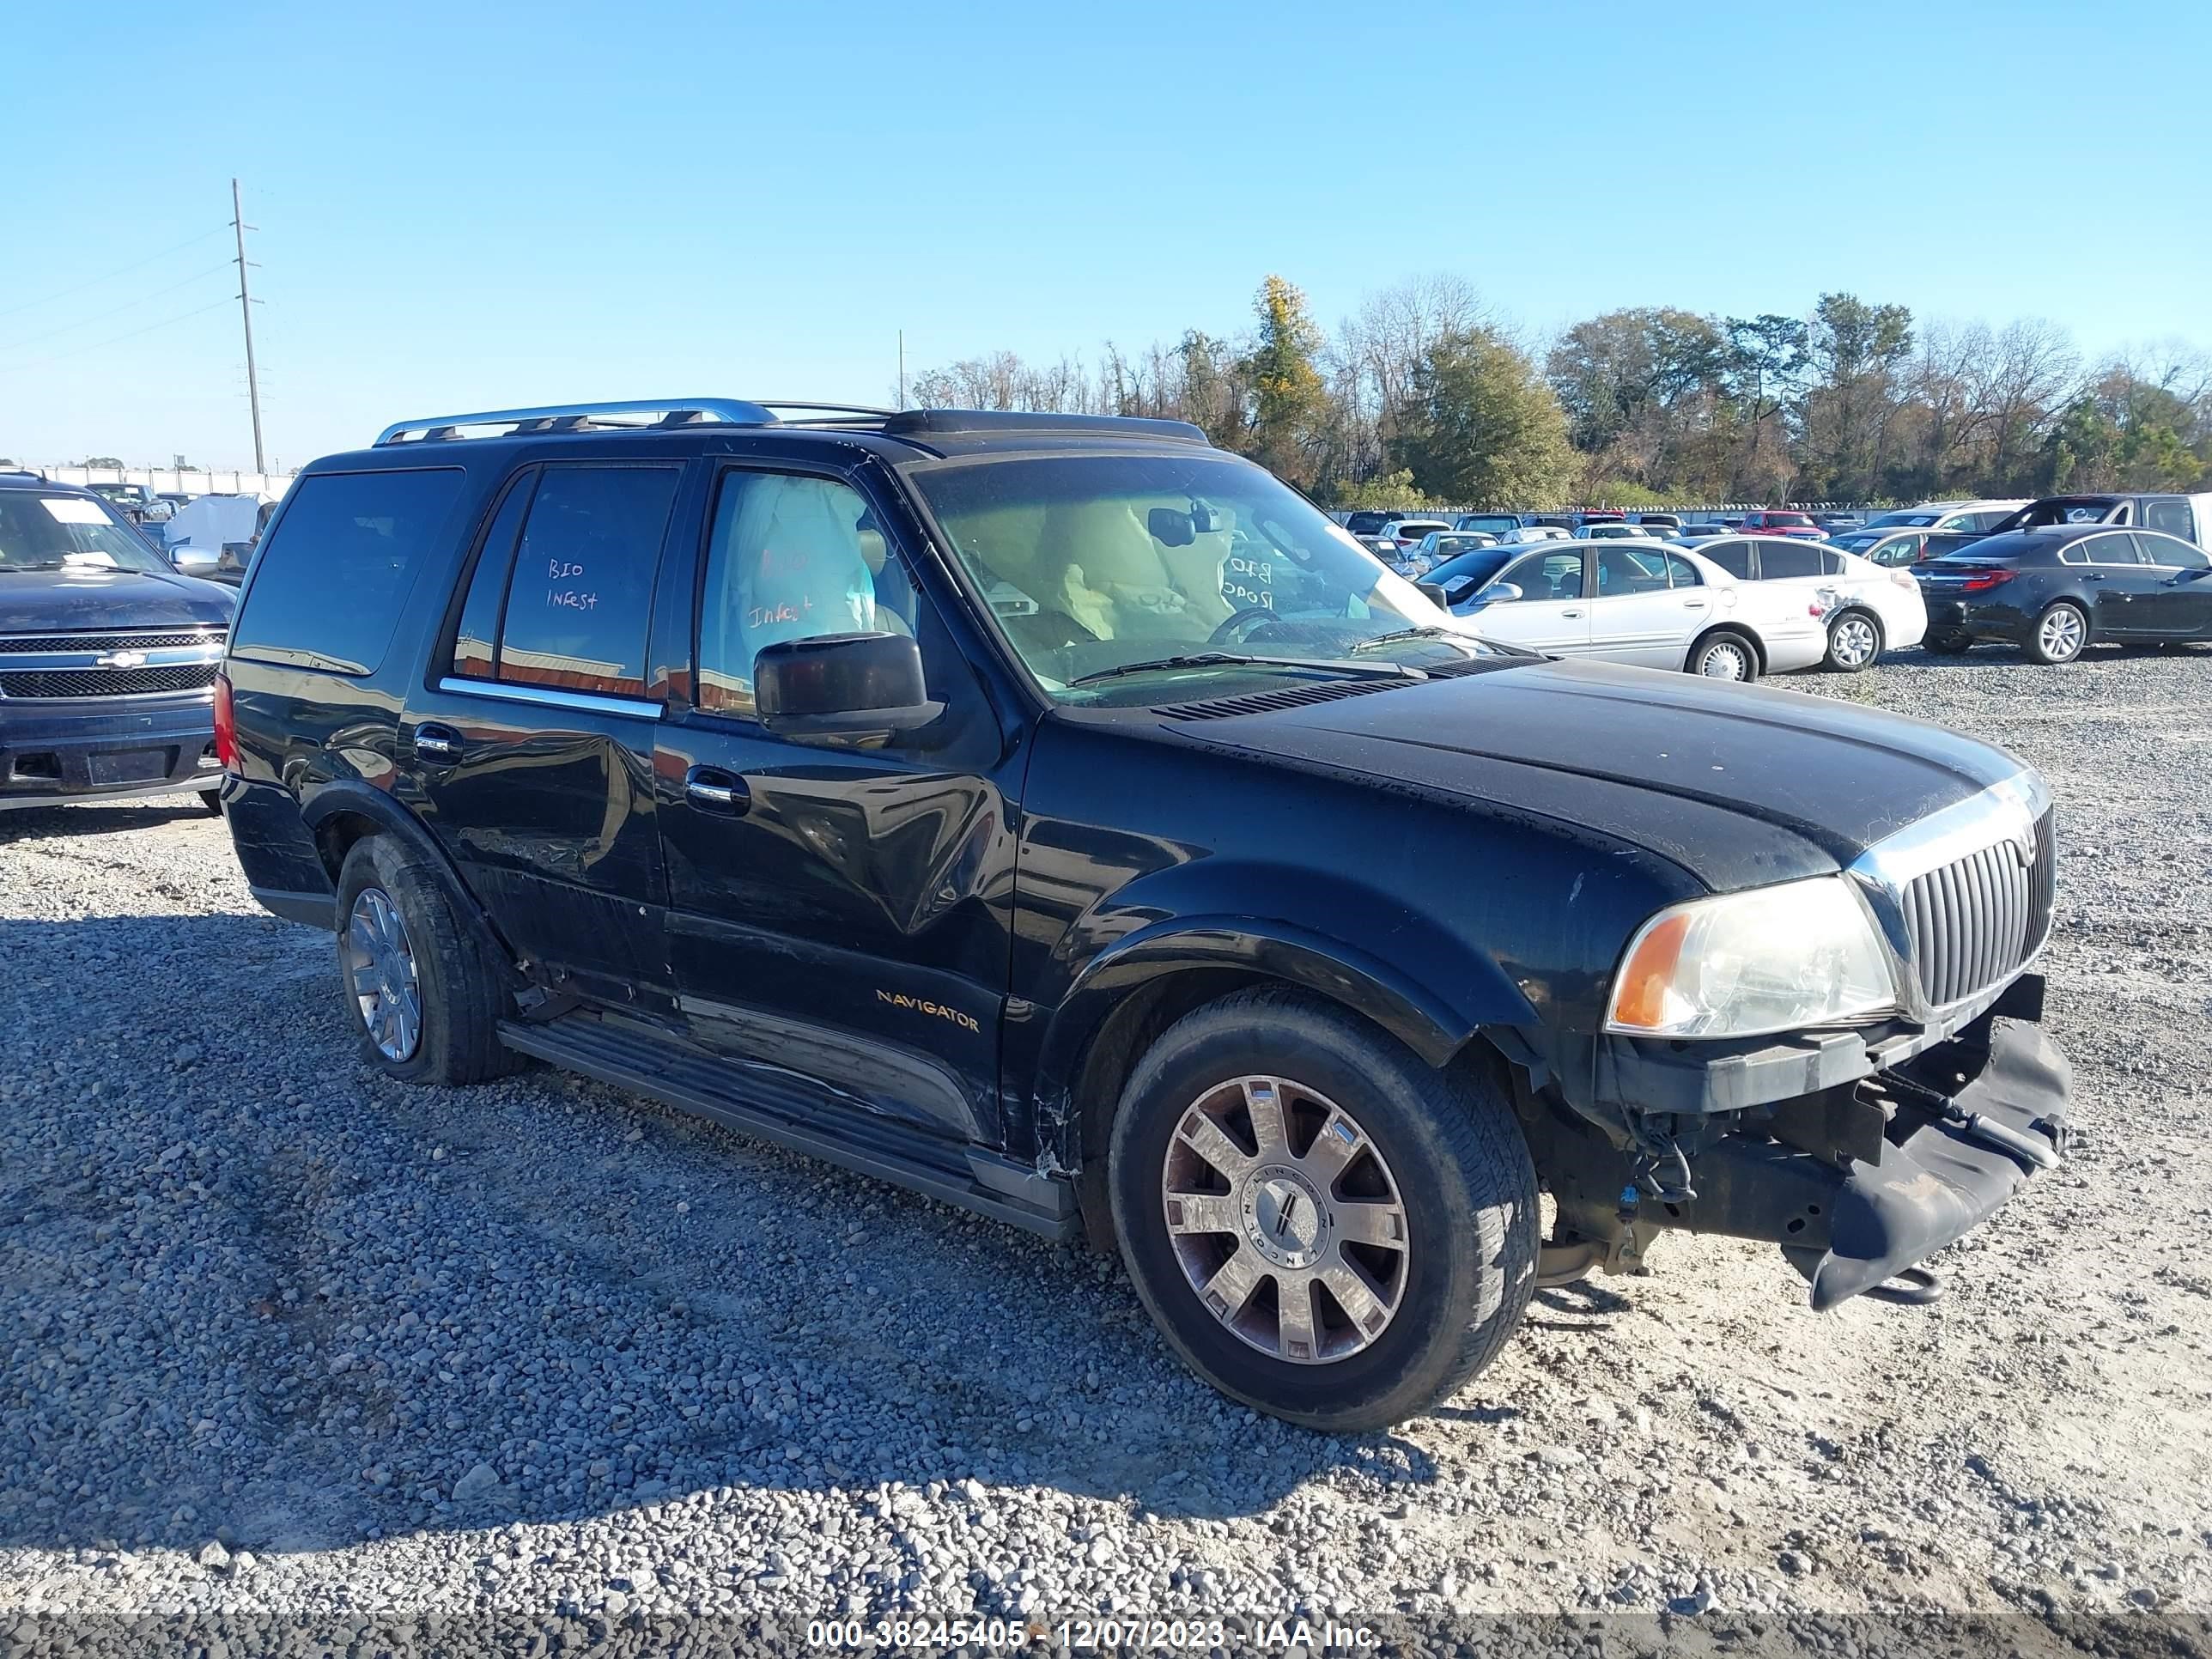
1207,605,1281,647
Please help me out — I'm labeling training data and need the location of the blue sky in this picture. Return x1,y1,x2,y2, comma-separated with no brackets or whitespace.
6,0,2207,471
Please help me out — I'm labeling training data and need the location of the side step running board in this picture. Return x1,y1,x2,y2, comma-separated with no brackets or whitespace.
496,1014,1079,1243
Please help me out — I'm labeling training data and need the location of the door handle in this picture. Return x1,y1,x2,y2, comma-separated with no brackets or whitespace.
1561,610,1583,619
1682,599,1709,610
413,722,463,763
2083,573,2105,582
684,765,750,815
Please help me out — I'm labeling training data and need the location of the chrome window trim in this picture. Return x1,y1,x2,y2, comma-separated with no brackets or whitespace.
1844,769,2054,1021
434,675,661,720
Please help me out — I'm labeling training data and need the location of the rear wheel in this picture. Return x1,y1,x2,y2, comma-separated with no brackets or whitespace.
2026,600,2088,665
1923,629,1973,655
1824,610,1883,673
334,836,517,1085
1687,629,1759,682
1108,990,1538,1431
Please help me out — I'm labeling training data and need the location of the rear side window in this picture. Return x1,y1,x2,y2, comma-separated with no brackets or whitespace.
234,469,465,674
1663,553,1703,587
1702,539,1754,579
1756,542,1824,579
446,464,679,699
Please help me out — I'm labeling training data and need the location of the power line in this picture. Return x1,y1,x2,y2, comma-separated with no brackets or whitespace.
0,226,230,322
0,262,234,356
0,299,234,375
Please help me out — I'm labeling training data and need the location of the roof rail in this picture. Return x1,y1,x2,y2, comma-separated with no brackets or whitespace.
374,398,779,446
758,400,899,422
879,410,1209,443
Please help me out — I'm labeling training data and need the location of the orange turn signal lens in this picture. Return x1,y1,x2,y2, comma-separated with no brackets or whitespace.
1607,910,1693,1031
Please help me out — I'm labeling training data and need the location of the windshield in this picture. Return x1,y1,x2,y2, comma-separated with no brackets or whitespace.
1865,510,1940,529
909,453,1488,702
1831,532,1883,552
1455,515,1520,536
0,493,173,575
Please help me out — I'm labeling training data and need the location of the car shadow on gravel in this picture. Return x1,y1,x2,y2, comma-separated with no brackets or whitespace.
0,909,1463,1559
0,799,215,843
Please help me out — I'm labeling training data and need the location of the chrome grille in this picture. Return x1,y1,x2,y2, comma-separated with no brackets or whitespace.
0,663,219,699
0,629,226,655
1902,808,2055,1006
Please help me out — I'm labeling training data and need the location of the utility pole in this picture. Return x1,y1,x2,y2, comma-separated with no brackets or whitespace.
231,178,266,475
897,330,906,410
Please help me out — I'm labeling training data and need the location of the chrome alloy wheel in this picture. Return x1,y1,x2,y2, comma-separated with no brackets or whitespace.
2039,605,2085,661
1160,1076,1409,1364
1697,637,1753,679
342,886,422,1062
1829,614,1879,668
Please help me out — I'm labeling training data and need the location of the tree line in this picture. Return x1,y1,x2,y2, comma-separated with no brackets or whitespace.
903,276,2212,509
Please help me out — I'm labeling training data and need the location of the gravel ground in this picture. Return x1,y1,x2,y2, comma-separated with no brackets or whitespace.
2,647,2209,1657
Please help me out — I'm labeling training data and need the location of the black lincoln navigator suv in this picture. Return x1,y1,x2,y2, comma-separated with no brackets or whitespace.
216,399,2070,1431
0,471,233,812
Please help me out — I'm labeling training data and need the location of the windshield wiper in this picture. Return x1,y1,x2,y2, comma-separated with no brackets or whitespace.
1348,626,1466,653
0,562,71,573
1066,652,1425,689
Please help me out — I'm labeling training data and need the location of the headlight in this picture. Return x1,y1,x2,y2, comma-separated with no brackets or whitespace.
1604,877,1899,1039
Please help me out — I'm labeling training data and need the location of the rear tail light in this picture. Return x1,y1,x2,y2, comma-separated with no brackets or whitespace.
212,672,238,771
1960,569,2016,593
1808,601,1827,617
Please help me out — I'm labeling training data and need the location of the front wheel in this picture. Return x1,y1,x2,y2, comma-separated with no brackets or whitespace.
1824,610,1882,673
1108,990,1538,1431
2026,601,2088,665
1687,629,1760,682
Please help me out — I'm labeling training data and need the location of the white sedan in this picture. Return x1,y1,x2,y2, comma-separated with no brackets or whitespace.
1433,539,1829,680
1680,534,1927,672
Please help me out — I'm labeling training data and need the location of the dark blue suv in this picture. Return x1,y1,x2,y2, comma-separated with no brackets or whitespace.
0,471,234,811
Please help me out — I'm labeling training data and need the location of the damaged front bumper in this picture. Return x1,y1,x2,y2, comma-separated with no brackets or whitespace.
1541,981,2072,1309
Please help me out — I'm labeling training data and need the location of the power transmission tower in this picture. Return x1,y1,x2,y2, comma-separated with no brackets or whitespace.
231,178,266,474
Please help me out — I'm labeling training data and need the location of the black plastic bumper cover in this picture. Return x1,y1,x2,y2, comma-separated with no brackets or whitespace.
1790,1013,2071,1309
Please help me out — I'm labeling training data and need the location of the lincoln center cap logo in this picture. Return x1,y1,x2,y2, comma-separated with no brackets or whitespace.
97,650,147,668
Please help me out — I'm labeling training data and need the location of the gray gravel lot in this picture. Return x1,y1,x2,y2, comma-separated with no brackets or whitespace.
2,646,2209,1656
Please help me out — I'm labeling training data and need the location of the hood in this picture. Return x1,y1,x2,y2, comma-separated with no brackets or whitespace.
1176,658,2026,892
0,564,236,634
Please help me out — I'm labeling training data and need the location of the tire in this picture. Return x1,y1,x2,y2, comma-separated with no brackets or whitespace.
333,836,517,1085
1824,609,1882,673
1923,629,1973,656
1686,628,1760,683
198,790,224,816
2025,600,2088,665
1107,988,1538,1432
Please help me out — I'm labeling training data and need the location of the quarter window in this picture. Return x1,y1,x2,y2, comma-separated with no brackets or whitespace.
1662,553,1702,587
233,468,465,675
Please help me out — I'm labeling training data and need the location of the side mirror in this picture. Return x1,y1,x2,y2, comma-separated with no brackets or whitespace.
169,544,222,576
1414,580,1449,606
1475,581,1523,605
754,632,943,744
